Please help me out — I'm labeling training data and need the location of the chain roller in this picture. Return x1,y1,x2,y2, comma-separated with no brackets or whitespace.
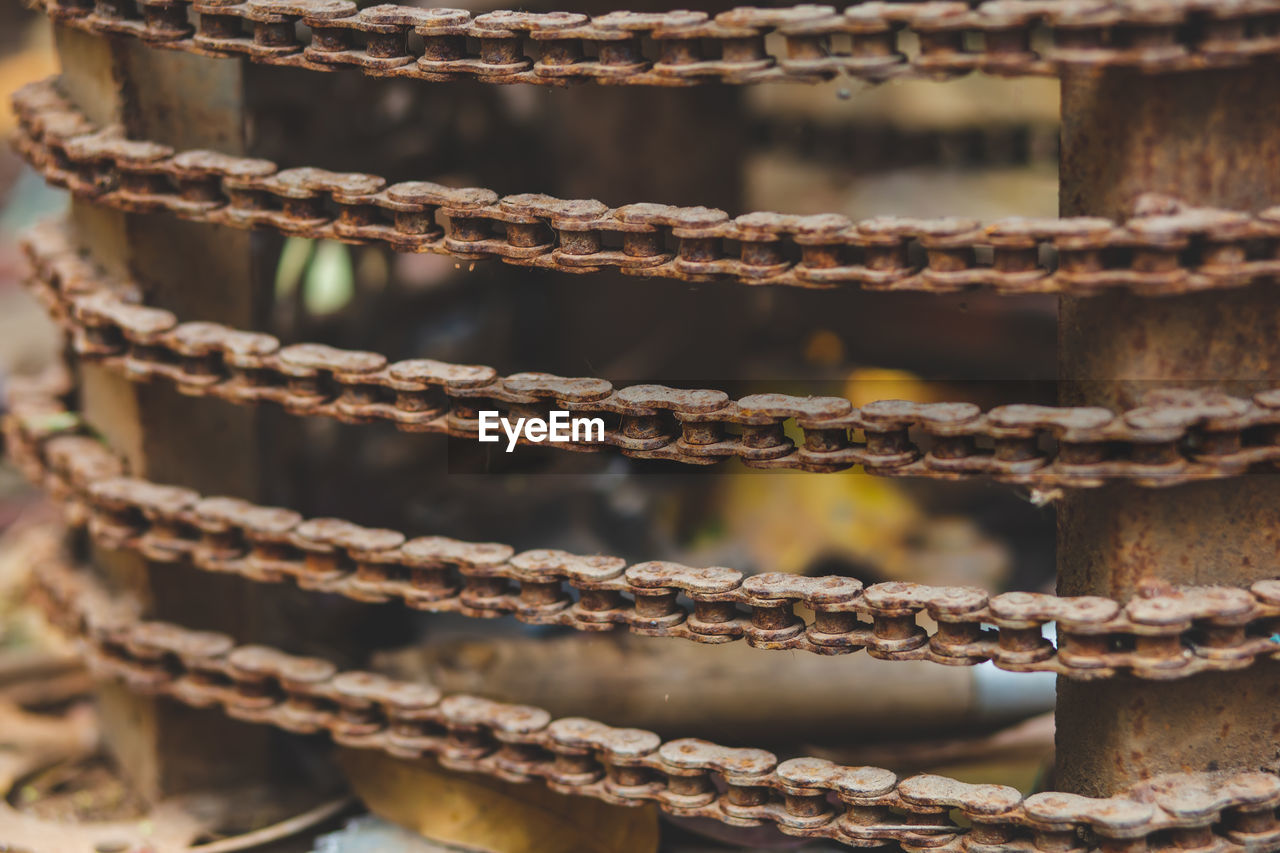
25,0,1280,87
22,220,1280,488
14,78,1280,298
10,373,1280,681
23,536,1280,853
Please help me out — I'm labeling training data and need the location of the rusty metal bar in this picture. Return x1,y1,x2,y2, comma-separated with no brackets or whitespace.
1056,65,1280,796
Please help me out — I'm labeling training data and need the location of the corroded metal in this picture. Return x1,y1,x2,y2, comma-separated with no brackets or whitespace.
26,0,1280,87
21,220,1280,486
0,548,350,853
14,0,1280,830
16,78,1280,297
27,542,1280,853
48,21,297,806
10,373,1280,681
1055,61,1280,796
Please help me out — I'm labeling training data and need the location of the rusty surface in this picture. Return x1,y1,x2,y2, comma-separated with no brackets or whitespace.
25,537,1280,853
48,24,396,811
27,0,1280,87
16,77,1280,297
10,374,1280,681
18,220,1280,486
49,22,295,807
1056,62,1280,797
0,610,348,852
1060,64,1280,220
15,0,1280,832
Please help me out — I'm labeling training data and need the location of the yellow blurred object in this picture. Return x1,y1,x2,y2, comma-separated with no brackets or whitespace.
0,25,57,135
712,369,1008,587
843,367,947,407
719,369,929,577
804,329,845,366
340,750,659,853
720,470,922,576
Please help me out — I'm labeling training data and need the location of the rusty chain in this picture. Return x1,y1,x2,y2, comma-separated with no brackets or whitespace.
11,372,1280,682
26,0,1280,87
19,1,1280,840
15,77,1280,298
24,220,1280,488
24,536,1280,853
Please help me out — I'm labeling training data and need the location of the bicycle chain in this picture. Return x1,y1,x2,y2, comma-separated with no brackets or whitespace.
25,534,1280,853
11,372,1280,681
15,77,1280,298
24,220,1280,488
26,0,1280,87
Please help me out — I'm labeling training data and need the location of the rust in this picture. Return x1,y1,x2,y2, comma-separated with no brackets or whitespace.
1056,56,1280,797
0,634,350,852
25,0,1280,87
27,539,1280,851
17,78,1280,297
16,0,1280,833
11,376,1280,680
25,221,1280,486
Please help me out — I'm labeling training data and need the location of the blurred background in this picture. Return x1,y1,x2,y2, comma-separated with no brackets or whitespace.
0,6,1067,851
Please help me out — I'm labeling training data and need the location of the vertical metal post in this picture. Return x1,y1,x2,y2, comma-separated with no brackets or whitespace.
1056,65,1280,796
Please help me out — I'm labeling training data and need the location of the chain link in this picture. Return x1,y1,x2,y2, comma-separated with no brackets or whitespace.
24,534,1280,853
26,0,1280,87
23,220,1280,488
15,77,1280,298
11,372,1280,681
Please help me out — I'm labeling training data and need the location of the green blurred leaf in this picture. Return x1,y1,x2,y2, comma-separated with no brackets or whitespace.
304,240,355,316
24,411,80,435
274,237,314,302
